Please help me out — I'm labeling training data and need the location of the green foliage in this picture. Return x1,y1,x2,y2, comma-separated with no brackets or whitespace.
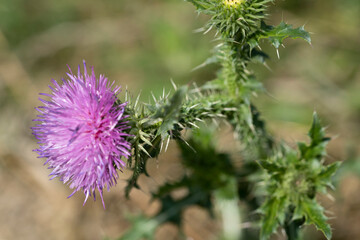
151,86,188,138
121,126,238,239
298,112,330,161
186,1,311,113
259,113,340,240
253,21,311,49
124,86,189,196
153,126,236,222
260,196,287,240
301,198,332,239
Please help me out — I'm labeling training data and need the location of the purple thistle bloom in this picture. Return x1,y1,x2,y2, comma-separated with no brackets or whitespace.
32,61,131,208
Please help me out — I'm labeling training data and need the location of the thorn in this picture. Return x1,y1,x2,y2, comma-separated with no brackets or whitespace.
134,90,142,108
170,79,177,91
188,122,200,129
211,100,221,105
139,145,151,158
159,139,164,153
151,91,157,103
264,62,273,72
189,103,200,109
193,27,204,33
139,131,152,146
164,136,170,152
166,90,171,99
215,43,224,48
179,136,196,153
325,210,335,216
125,86,128,102
212,118,219,127
223,107,237,111
276,48,280,59
204,25,213,34
177,122,185,129
195,117,204,123
192,62,205,72
326,193,335,202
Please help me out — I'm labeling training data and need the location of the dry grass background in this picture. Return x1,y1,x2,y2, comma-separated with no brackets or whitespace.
0,0,359,239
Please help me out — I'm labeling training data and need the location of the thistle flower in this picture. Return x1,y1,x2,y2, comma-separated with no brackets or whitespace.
32,61,131,208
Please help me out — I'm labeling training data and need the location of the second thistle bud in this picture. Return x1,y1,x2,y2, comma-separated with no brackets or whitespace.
188,0,271,40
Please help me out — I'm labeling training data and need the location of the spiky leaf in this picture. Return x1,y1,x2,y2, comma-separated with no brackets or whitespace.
308,112,329,144
258,21,311,49
153,86,187,138
318,162,341,189
298,112,331,160
302,198,332,240
260,196,287,240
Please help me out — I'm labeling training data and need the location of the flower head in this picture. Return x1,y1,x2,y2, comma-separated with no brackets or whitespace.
32,61,131,208
223,0,244,8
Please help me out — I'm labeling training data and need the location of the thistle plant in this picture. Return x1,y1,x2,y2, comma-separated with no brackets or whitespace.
32,0,340,239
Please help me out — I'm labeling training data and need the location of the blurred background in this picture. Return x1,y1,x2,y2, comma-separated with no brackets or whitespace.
0,0,359,239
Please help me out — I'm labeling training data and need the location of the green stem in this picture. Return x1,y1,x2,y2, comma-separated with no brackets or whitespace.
214,177,241,240
284,221,300,240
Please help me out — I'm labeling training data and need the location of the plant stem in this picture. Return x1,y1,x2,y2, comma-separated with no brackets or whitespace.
284,220,300,240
